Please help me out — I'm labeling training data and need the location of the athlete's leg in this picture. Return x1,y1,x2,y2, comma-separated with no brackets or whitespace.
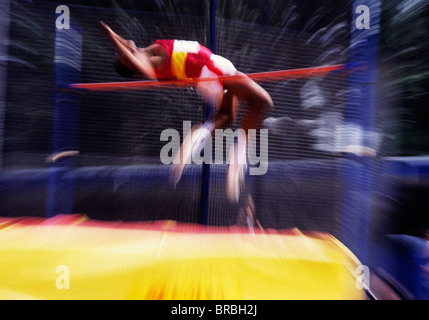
169,90,237,187
186,66,239,164
211,90,238,129
191,88,240,163
222,72,273,203
223,72,273,133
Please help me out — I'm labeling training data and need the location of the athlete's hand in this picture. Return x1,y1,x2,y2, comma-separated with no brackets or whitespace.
100,21,114,40
100,21,137,53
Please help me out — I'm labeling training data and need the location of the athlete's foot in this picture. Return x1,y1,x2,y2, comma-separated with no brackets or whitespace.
170,125,197,188
170,124,214,188
190,126,212,161
226,133,247,203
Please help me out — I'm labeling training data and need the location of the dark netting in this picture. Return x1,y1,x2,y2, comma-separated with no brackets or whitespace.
1,1,363,238
71,5,209,222
207,16,349,237
4,1,56,168
2,1,210,222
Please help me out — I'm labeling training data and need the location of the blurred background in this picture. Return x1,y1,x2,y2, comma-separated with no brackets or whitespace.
0,0,428,299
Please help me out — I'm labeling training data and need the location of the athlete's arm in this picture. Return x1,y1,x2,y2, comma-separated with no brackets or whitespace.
100,21,157,80
138,44,166,69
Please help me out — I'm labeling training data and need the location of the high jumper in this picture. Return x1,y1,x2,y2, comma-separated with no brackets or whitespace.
100,21,274,203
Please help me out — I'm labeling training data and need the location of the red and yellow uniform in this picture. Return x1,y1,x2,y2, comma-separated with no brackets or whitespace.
153,39,236,80
153,40,237,106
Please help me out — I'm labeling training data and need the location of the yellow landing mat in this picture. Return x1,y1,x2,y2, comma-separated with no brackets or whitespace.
0,215,365,300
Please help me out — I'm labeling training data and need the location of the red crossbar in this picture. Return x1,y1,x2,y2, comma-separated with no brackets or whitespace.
69,64,346,91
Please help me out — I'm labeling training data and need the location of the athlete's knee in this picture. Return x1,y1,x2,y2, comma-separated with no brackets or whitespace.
256,88,274,112
216,106,232,123
263,91,274,111
219,91,237,120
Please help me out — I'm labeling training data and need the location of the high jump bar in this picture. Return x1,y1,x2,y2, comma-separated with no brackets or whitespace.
69,63,363,92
